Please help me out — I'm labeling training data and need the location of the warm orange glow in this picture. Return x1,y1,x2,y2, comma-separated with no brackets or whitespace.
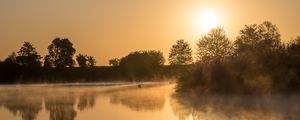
1,1,300,65
196,9,220,34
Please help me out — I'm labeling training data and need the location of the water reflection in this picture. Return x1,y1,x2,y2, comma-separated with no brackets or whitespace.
170,94,300,120
77,94,95,111
1,96,42,120
0,83,299,120
109,85,167,111
45,96,77,120
0,83,170,120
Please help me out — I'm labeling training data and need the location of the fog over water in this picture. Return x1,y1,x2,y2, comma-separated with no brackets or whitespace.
0,82,299,120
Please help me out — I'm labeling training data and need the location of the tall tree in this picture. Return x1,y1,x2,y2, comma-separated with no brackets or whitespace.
76,54,96,68
76,54,88,68
45,38,76,68
257,21,281,50
197,27,233,62
16,42,41,67
288,36,300,56
4,52,18,65
86,56,96,67
119,50,165,79
169,39,193,65
235,21,282,55
43,55,53,68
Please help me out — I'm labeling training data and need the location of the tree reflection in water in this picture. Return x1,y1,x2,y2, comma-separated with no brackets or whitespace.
77,94,95,111
0,86,93,120
0,83,171,120
170,93,300,120
109,85,168,111
45,96,77,120
1,96,42,120
1,84,299,120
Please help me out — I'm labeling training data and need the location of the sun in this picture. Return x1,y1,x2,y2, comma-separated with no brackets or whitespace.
196,9,220,33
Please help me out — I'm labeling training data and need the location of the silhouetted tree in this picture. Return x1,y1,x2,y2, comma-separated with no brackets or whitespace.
76,54,88,68
109,58,120,66
43,55,53,68
4,52,18,65
169,39,193,65
257,21,281,50
119,50,165,79
287,36,300,57
15,42,42,67
45,38,76,68
235,21,282,56
76,54,95,68
234,21,285,82
86,56,96,67
197,27,233,62
177,21,300,94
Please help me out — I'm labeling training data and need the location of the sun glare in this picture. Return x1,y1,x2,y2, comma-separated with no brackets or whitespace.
197,9,220,33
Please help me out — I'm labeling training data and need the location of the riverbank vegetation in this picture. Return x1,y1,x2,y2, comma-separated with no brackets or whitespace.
0,38,186,83
1,21,300,95
177,21,300,94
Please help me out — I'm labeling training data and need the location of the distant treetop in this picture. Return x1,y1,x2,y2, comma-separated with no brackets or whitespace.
169,39,193,65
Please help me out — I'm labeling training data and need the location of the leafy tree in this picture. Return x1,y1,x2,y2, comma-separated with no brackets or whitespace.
45,38,76,68
235,24,260,54
76,54,96,68
119,50,165,79
288,37,300,55
16,42,42,67
4,52,18,64
257,21,281,50
43,55,53,68
235,21,282,55
76,54,88,68
86,56,96,67
197,27,233,62
109,58,120,66
169,39,193,65
287,36,300,64
234,21,284,76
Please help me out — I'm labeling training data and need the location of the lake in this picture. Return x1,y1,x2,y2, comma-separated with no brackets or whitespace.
0,82,299,120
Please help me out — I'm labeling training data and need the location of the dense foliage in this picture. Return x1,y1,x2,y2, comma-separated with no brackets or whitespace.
1,21,300,93
169,39,193,65
76,54,96,68
177,21,300,94
44,38,76,68
119,50,165,80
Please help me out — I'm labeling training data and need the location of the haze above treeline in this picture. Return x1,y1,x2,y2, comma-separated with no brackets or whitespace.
1,0,300,65
1,21,300,95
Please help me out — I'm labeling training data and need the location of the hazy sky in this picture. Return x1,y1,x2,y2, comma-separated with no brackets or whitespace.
1,0,300,65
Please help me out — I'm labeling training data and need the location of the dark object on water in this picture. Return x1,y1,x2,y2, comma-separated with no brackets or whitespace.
138,84,142,88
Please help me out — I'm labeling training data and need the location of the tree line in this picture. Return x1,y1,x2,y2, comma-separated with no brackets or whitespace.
176,21,300,94
0,37,183,83
1,20,300,94
3,38,96,68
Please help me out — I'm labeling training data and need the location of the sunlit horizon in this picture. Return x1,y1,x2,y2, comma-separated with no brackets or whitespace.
1,0,300,65
194,8,221,34
1,1,300,120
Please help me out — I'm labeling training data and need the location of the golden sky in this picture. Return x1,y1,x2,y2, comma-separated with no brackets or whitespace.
1,0,300,65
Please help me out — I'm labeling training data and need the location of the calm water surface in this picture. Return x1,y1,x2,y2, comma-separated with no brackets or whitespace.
0,82,299,120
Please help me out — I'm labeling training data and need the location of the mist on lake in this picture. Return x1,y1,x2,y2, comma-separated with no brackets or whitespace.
0,82,299,120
